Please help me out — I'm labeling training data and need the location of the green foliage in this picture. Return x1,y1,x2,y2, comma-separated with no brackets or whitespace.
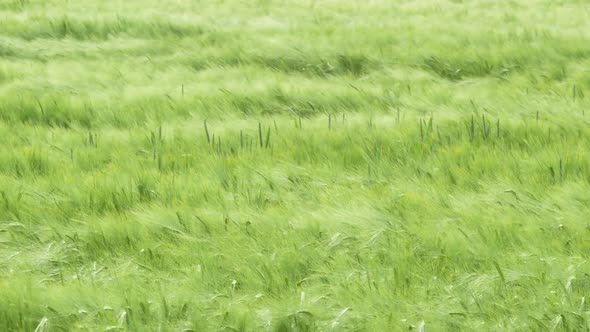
1,0,590,331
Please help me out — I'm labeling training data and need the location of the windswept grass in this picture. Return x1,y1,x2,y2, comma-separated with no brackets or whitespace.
1,0,590,331
0,16,207,41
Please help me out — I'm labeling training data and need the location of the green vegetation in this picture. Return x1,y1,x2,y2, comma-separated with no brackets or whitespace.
1,0,590,330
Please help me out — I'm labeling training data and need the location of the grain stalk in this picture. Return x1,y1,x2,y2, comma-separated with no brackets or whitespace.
37,100,45,118
559,158,564,183
258,122,263,147
469,115,475,142
240,130,244,149
573,85,576,102
204,120,210,144
420,119,424,142
493,261,506,285
265,127,271,148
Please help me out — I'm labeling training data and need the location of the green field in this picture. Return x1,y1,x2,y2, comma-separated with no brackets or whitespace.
1,0,590,331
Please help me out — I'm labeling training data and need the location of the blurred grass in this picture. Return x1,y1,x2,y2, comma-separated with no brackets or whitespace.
1,0,590,331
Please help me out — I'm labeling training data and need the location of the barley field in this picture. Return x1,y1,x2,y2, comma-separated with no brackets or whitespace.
1,0,590,331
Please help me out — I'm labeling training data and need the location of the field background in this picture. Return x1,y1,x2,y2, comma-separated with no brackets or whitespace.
1,0,590,331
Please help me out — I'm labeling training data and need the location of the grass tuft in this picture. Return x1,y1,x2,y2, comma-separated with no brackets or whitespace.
2,1,590,330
